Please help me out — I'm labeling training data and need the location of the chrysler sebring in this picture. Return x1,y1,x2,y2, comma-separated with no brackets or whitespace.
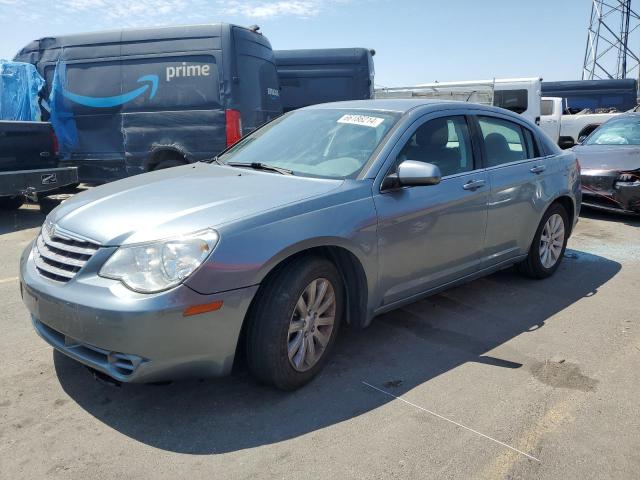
20,100,581,390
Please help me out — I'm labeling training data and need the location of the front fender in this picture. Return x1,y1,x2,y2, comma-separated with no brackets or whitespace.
185,182,379,298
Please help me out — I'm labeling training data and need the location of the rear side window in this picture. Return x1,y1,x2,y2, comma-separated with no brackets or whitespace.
122,55,220,111
45,55,221,114
478,116,537,166
494,89,528,114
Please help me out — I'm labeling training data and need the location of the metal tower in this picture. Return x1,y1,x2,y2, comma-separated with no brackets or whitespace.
582,0,640,80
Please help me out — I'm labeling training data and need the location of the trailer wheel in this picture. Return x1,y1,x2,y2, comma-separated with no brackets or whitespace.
0,196,25,211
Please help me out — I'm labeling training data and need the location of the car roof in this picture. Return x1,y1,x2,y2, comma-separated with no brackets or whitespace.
302,99,525,119
303,99,455,113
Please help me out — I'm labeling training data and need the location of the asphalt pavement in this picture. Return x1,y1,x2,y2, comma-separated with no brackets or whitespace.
1,204,638,479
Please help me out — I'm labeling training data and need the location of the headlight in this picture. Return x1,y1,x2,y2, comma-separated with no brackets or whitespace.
99,229,219,293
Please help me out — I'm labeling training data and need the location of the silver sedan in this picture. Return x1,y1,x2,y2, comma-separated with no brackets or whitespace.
20,100,581,390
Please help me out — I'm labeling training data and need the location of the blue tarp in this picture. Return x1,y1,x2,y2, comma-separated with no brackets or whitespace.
48,60,78,155
0,59,44,121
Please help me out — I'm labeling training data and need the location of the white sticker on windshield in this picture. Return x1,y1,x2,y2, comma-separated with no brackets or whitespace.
337,114,385,128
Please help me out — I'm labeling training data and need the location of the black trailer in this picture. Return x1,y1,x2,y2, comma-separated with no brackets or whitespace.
275,48,375,112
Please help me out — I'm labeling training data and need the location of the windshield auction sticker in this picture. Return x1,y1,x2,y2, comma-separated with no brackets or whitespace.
337,114,385,128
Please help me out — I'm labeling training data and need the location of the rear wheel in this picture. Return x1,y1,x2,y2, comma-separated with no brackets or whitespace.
246,256,344,390
517,203,569,279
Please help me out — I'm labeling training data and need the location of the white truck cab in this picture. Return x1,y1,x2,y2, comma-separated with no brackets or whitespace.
539,97,621,149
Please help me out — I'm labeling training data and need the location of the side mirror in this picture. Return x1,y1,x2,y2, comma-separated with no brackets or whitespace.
397,160,441,187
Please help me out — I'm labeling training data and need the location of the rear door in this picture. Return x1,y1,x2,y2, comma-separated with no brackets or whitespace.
475,114,551,266
373,113,489,306
232,27,282,133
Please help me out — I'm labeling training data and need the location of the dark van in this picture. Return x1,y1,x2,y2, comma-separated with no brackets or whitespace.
274,48,374,112
15,24,282,183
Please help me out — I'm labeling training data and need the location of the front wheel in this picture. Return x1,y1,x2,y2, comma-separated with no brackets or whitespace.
246,256,344,390
517,203,569,279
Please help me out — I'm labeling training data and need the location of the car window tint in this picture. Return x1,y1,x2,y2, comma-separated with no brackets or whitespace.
398,116,474,177
477,116,530,167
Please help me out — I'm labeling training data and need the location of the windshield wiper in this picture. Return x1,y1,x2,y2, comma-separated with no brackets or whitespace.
226,162,294,175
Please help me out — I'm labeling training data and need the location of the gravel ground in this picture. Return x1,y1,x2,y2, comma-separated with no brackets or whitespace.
1,204,638,479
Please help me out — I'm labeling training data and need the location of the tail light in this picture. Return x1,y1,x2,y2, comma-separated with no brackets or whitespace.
226,109,242,147
50,130,59,156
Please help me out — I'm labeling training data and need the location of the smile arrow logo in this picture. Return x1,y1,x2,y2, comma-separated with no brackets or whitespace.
62,74,159,108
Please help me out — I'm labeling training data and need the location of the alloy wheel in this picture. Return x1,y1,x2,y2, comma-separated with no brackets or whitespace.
539,213,565,269
287,278,336,372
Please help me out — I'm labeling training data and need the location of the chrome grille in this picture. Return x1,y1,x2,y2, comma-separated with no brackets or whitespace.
33,223,100,282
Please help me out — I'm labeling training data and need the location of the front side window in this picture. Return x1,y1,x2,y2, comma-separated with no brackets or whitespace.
585,116,640,145
398,116,474,177
478,116,534,166
219,108,400,179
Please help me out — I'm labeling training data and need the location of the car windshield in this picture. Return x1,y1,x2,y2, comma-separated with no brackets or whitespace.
585,116,640,145
218,109,401,179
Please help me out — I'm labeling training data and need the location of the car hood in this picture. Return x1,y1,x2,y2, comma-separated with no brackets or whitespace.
49,163,343,245
573,144,640,172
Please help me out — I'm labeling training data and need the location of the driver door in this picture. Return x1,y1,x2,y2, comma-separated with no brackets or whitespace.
372,114,489,307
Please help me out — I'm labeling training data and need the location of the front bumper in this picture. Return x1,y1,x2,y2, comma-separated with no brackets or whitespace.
19,241,258,383
581,169,640,214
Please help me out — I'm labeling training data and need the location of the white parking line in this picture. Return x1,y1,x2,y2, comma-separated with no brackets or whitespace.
362,381,541,463
0,276,18,284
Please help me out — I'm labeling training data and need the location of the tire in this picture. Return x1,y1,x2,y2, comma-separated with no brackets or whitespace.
153,159,186,170
246,256,344,390
517,203,569,279
0,196,25,210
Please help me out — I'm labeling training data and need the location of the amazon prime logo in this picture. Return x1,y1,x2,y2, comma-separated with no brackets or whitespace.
166,62,211,82
63,75,159,108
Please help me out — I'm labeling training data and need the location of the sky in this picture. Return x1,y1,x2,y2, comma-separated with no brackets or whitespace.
0,0,589,86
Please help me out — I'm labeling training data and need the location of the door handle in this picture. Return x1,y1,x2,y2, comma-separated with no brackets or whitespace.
462,179,486,190
530,165,546,174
